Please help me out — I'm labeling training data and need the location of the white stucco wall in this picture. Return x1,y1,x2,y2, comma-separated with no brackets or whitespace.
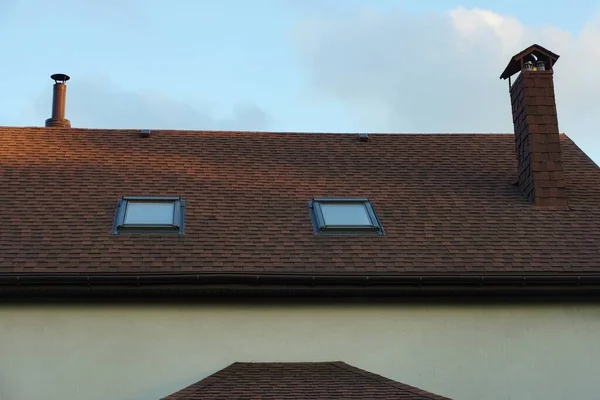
0,301,598,400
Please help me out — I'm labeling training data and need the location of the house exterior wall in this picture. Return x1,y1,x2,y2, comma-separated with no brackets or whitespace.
0,301,598,400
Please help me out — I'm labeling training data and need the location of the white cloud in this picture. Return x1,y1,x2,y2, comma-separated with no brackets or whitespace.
449,7,525,54
292,6,600,163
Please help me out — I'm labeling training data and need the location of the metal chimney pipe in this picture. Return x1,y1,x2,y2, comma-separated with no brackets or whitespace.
45,73,71,128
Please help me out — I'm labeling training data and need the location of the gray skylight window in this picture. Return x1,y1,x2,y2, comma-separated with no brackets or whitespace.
308,198,383,235
320,203,372,226
113,196,185,234
124,202,176,225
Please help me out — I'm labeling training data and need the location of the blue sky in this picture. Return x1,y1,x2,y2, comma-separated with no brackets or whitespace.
1,0,600,162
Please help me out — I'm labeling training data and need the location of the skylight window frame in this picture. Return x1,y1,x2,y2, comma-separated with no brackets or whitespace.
308,197,384,235
112,196,185,235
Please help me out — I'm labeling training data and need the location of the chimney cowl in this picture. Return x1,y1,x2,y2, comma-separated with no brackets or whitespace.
45,73,71,128
499,44,559,80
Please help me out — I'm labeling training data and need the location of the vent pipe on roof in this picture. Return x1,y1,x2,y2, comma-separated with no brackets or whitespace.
45,74,71,128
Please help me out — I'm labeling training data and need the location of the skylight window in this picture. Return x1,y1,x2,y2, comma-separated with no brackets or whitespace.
124,202,175,225
113,196,185,234
308,198,383,235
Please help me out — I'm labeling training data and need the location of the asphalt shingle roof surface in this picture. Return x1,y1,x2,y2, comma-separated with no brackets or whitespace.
1,127,600,275
161,362,451,399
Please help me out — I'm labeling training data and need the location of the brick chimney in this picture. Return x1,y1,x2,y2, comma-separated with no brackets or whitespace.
500,44,567,207
45,74,71,128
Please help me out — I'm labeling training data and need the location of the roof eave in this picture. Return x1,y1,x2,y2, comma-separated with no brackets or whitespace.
2,272,600,298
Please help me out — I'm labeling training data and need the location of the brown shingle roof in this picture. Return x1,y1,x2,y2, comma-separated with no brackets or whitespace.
161,362,451,399
1,127,600,284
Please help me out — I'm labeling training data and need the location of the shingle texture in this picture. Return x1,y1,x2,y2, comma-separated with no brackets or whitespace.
1,127,600,275
162,362,451,399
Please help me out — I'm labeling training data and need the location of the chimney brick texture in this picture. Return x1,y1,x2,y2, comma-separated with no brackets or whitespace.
510,70,568,207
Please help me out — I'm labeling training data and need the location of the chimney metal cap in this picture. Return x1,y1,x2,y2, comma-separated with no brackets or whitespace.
499,44,559,79
51,74,70,83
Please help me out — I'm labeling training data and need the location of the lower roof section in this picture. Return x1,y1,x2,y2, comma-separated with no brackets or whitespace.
162,361,451,400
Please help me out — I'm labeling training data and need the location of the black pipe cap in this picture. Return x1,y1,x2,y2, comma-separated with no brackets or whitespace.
50,73,70,83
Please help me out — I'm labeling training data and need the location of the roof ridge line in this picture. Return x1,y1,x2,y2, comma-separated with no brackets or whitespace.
0,126,518,136
329,361,450,400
